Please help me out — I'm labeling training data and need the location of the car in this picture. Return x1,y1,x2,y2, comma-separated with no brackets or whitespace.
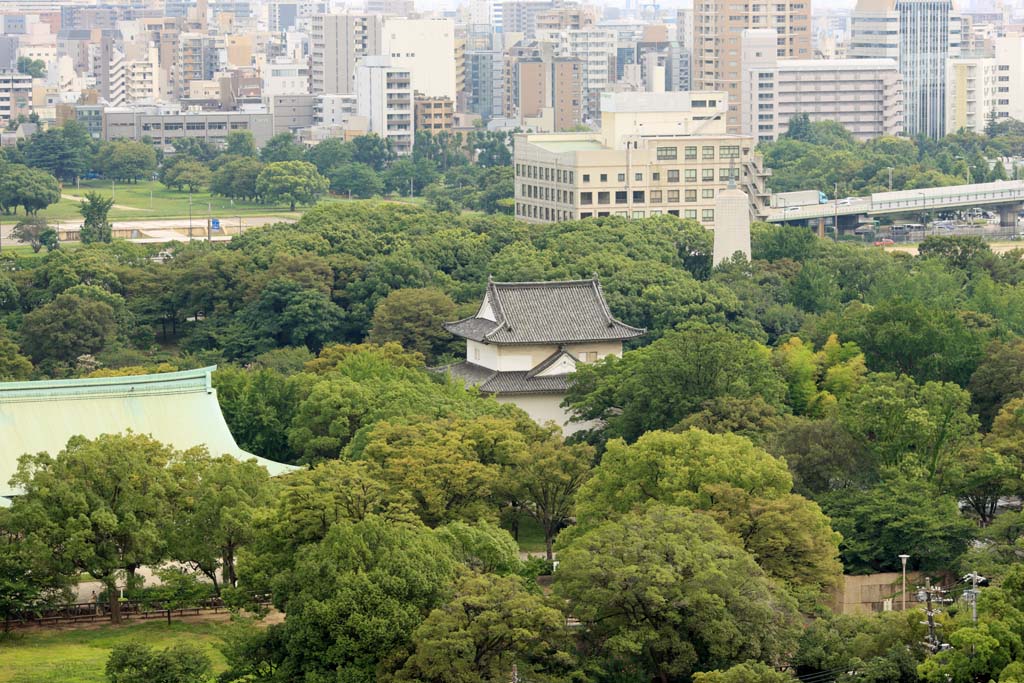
873,238,895,246
838,197,855,206
853,226,874,235
783,205,801,212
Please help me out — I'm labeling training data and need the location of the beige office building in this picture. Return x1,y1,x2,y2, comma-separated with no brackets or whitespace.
741,28,903,142
310,13,383,95
692,0,811,133
513,92,770,226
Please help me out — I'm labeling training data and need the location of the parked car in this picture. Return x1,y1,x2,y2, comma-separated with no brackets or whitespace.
873,238,895,246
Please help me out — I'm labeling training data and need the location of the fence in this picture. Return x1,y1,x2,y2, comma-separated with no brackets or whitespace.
3,594,273,630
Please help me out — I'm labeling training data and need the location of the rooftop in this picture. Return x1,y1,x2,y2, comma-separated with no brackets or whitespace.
0,367,295,503
444,278,645,345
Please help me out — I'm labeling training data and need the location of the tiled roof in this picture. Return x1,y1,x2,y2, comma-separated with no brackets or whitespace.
444,278,646,345
440,362,571,395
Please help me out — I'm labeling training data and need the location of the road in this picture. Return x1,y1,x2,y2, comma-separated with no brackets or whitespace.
0,214,296,246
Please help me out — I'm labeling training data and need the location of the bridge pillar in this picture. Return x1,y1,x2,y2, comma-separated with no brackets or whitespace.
817,217,825,239
997,203,1023,229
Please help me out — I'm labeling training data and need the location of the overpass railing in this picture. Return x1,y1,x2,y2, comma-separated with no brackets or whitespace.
872,185,1024,212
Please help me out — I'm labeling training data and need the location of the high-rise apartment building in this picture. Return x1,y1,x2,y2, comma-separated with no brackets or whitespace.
176,32,222,98
850,0,961,138
309,13,383,95
380,18,456,101
555,27,615,122
414,94,454,131
946,31,1024,134
0,70,33,126
741,28,903,142
356,56,414,154
364,0,415,15
692,0,811,134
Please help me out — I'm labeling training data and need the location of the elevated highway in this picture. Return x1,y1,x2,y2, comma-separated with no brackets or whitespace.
763,180,1024,228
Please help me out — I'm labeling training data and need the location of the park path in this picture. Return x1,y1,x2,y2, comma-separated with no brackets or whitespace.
61,193,144,211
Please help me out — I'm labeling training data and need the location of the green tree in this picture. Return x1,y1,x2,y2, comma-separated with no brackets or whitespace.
11,216,55,253
255,160,328,211
565,324,787,442
821,472,975,573
23,126,89,182
16,56,45,78
224,130,257,158
352,133,395,171
18,291,118,365
0,329,32,380
694,663,799,683
0,164,60,215
554,504,800,683
210,157,262,201
573,429,841,594
165,453,273,592
105,641,212,683
307,137,354,174
104,141,157,182
259,132,305,163
160,159,212,192
79,191,115,244
389,573,576,683
9,433,180,622
510,436,594,560
327,162,384,198
367,287,457,361
262,515,458,682
968,339,1024,429
0,508,70,631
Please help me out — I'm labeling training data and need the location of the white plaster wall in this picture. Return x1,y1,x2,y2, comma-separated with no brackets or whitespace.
495,393,601,436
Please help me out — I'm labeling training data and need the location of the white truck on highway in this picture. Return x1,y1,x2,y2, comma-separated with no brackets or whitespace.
770,190,829,209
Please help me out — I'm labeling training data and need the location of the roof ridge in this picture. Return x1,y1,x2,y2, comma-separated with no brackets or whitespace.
0,366,216,394
489,279,597,288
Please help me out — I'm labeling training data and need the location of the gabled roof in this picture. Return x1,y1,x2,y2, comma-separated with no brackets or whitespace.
0,367,296,504
444,278,646,345
442,361,572,395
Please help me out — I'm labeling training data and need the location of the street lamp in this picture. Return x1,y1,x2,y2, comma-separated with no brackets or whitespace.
899,554,910,611
188,189,193,240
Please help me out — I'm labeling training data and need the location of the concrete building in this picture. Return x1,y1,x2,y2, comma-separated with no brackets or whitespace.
506,40,583,131
125,50,161,103
309,13,383,95
713,177,751,265
741,29,903,142
502,0,559,38
947,54,999,133
271,94,315,134
314,93,359,126
442,278,645,435
102,108,274,148
262,58,310,97
554,27,616,122
0,71,33,126
535,5,597,32
355,56,414,154
513,91,771,226
381,18,456,101
364,0,415,15
177,32,222,99
692,0,811,134
415,94,454,132
850,0,962,138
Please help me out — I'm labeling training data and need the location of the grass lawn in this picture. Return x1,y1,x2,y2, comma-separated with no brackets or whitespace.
0,180,299,225
0,621,231,683
514,515,549,555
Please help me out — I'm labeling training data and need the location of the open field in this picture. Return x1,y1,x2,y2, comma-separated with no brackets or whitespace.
0,180,297,225
882,240,1024,255
0,620,234,683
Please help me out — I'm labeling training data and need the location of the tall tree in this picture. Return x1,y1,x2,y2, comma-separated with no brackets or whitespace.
79,191,115,244
224,130,257,158
9,433,179,623
255,161,328,211
259,132,306,163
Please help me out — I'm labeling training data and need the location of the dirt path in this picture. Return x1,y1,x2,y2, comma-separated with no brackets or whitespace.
61,193,144,211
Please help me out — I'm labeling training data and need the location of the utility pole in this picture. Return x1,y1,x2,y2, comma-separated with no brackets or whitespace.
207,201,212,243
833,182,839,241
188,189,193,240
920,579,951,655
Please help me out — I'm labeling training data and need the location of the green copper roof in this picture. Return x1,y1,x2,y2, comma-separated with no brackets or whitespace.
0,366,296,504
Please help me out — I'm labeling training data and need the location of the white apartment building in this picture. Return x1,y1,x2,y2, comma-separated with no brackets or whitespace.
741,28,903,142
0,71,33,126
381,18,457,101
513,92,771,226
125,49,161,103
310,13,383,95
315,93,359,125
850,0,961,138
356,56,414,155
263,58,311,97
544,27,616,122
946,32,1024,134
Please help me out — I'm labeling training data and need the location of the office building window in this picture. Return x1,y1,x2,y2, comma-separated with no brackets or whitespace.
617,173,626,182
634,173,643,181
685,209,697,219
615,191,627,204
702,169,715,181
668,169,680,182
668,209,680,216
702,189,715,199
702,146,715,160
685,146,697,160
650,190,662,202
702,209,715,221
720,145,740,158
632,211,644,218
633,190,645,203
656,146,677,160
652,172,660,181
582,174,590,182
668,190,679,202
600,173,608,182
685,169,697,182
598,191,610,204
685,189,697,202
